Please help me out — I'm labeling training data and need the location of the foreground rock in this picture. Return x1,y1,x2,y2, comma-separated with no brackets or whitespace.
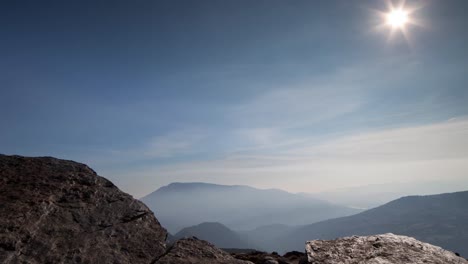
231,250,307,264
306,233,468,264
156,237,252,264
0,155,167,263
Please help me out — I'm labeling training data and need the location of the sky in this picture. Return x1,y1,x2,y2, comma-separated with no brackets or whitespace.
1,0,468,198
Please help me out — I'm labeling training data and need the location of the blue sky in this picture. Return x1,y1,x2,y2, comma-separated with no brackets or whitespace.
1,0,468,197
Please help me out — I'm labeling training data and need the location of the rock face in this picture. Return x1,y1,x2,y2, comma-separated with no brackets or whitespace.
156,237,252,264
0,155,167,263
231,250,307,264
305,233,468,264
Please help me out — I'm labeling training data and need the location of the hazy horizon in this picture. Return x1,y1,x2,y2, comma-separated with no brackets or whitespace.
2,0,468,198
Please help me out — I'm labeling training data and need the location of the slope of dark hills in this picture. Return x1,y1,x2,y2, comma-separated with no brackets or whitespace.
156,237,250,264
141,182,361,232
278,190,468,256
173,222,254,249
239,224,294,253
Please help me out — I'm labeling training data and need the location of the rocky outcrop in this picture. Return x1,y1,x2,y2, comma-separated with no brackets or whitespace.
231,250,307,264
305,233,468,264
155,237,252,264
0,155,167,263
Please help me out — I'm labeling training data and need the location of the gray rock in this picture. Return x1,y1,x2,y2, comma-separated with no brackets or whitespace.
230,250,307,264
305,233,468,264
155,237,253,264
0,155,167,264
263,257,279,264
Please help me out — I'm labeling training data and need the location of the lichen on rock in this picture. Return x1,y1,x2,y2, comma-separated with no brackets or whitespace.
305,233,468,264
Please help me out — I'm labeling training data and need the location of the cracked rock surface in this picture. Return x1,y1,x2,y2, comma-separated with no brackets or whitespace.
231,250,308,264
306,233,468,264
0,155,167,264
156,237,253,264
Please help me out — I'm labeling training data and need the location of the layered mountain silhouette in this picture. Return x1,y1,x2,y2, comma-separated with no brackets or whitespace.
168,191,468,256
239,224,294,253
279,191,468,256
173,222,254,249
141,182,361,232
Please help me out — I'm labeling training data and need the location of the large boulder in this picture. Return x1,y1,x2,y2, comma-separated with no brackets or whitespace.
305,233,468,264
155,237,252,264
0,155,167,263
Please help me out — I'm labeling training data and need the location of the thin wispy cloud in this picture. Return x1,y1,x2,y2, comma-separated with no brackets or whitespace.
105,118,468,197
4,0,467,200
143,131,207,158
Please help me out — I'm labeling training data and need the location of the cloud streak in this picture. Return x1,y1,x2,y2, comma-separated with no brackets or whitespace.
103,117,468,197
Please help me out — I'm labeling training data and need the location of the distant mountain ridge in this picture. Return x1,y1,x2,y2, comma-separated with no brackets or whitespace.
167,190,468,257
141,182,361,232
307,180,468,209
277,190,468,256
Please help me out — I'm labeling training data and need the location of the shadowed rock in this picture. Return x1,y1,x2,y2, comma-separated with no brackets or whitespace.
155,237,253,264
231,250,307,264
305,233,468,264
0,155,167,263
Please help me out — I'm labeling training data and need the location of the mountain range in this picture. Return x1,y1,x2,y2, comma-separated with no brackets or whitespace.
141,182,361,232
280,190,468,256
308,180,468,209
162,190,468,256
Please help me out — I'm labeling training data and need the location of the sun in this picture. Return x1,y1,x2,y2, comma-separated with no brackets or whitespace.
386,9,409,28
373,1,426,44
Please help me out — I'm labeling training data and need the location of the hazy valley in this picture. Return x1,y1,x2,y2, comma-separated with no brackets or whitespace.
143,182,468,257
142,182,361,233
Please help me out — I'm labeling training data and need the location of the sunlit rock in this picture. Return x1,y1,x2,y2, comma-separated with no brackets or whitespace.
306,233,467,264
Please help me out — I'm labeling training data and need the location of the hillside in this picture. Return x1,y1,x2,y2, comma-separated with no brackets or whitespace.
173,222,254,249
278,191,468,256
239,224,294,252
141,182,361,232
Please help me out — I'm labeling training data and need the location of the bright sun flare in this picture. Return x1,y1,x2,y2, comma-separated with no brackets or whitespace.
386,9,409,28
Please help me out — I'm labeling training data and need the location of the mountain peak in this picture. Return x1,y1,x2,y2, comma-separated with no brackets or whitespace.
154,182,250,193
